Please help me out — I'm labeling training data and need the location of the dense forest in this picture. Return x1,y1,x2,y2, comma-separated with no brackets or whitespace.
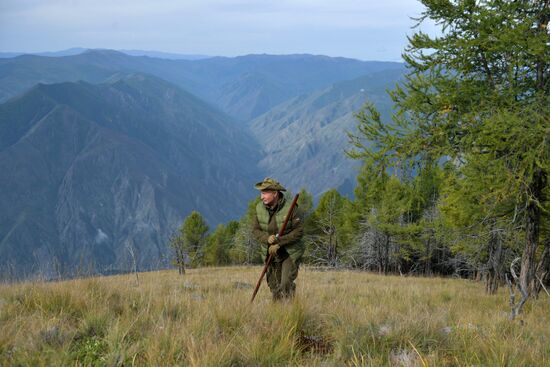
170,0,549,318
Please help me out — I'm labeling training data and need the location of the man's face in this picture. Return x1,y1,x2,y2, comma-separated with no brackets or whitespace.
260,190,278,206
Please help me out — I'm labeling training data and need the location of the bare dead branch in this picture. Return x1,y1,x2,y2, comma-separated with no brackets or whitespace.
536,275,550,299
508,257,528,320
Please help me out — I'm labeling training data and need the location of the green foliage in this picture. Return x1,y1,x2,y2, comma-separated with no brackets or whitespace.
305,189,354,266
353,158,389,214
231,197,263,265
182,211,209,251
297,188,314,216
170,211,209,269
347,0,549,288
295,188,316,239
204,221,239,266
349,0,549,207
70,336,108,366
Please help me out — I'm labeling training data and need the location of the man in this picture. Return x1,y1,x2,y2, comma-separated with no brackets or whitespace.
252,177,304,300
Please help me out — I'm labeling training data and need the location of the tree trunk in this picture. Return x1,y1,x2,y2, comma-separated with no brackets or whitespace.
333,239,338,267
246,238,251,264
485,223,503,294
424,237,432,276
535,237,550,296
383,233,390,274
328,228,335,266
377,233,383,274
176,248,185,275
519,168,545,297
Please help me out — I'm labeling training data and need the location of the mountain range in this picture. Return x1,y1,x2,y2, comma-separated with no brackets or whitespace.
0,50,404,278
250,69,403,196
0,48,210,60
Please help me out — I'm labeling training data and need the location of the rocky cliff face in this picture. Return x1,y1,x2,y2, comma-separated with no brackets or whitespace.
249,69,404,198
0,74,262,279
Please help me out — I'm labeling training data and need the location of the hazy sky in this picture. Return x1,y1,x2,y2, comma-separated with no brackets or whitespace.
0,0,437,61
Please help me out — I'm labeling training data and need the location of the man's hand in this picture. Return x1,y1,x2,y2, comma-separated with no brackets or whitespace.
268,244,280,256
267,234,279,245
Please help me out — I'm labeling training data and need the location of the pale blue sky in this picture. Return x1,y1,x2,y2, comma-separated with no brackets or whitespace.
0,0,437,61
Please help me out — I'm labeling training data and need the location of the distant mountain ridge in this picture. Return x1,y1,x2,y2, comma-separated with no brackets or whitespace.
250,68,404,197
0,74,261,278
0,48,211,60
0,49,406,278
0,49,403,120
0,48,89,58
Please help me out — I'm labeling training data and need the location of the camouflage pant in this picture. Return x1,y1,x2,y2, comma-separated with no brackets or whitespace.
266,256,298,300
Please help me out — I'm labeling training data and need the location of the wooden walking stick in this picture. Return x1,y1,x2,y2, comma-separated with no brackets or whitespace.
250,193,300,303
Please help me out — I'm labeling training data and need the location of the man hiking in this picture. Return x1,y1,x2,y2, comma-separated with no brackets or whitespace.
252,178,305,300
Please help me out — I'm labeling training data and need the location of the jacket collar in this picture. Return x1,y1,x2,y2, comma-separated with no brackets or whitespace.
265,194,286,214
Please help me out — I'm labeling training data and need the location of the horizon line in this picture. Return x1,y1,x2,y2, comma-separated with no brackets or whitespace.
0,47,405,63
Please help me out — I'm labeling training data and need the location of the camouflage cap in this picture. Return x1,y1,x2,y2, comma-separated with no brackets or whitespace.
254,177,286,192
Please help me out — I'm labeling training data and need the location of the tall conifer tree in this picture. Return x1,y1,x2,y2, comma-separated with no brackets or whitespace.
349,0,549,312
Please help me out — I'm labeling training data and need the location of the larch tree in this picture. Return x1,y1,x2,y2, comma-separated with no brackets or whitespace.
204,221,239,266
349,0,549,317
231,197,262,265
307,189,346,267
170,211,209,272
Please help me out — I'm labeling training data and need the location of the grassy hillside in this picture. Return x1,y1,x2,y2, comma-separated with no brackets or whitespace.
1,267,548,366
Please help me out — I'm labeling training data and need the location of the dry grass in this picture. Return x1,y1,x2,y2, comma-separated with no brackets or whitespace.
1,266,549,366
